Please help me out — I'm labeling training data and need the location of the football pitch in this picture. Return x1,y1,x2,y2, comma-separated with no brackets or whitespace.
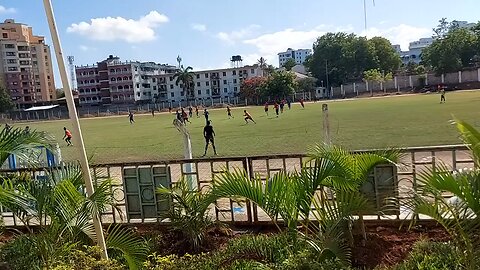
14,91,480,164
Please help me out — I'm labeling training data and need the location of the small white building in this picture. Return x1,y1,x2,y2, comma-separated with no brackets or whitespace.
278,48,312,67
155,65,263,103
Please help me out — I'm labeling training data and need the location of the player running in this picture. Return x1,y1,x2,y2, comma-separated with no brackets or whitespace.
243,110,256,124
203,108,210,124
189,106,193,118
440,88,446,104
274,102,279,117
195,106,199,117
182,108,191,124
280,100,285,113
299,98,305,109
128,111,135,124
264,102,269,116
63,127,73,146
227,106,233,119
202,120,217,157
287,99,291,110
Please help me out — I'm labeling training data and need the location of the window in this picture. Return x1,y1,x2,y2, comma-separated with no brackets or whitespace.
2,33,8,38
196,74,200,79
153,86,157,90
234,87,238,92
223,72,226,76
7,67,17,71
197,82,200,87
232,70,236,75
205,73,209,78
4,44,15,49
136,83,140,88
7,59,17,64
152,78,156,83
233,79,237,83
111,78,116,82
251,69,255,74
6,52,15,56
223,80,227,84
198,90,201,95
137,92,141,97
206,89,210,95
169,77,173,81
171,92,174,97
206,82,210,86
224,88,227,93
170,84,174,89
117,77,122,81
181,91,184,96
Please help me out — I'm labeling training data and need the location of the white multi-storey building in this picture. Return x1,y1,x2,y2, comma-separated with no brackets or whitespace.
155,65,263,103
278,48,312,67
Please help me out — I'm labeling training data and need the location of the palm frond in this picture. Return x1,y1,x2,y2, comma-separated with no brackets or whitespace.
106,225,149,270
0,127,54,166
454,118,480,166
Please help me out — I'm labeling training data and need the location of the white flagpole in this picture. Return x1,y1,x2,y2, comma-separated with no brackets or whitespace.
42,0,108,259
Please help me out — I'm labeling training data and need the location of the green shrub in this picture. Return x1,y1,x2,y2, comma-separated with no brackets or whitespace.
0,235,40,270
52,246,125,270
279,249,352,270
392,240,463,270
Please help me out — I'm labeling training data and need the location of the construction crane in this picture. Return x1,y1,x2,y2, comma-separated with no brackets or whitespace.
67,56,76,91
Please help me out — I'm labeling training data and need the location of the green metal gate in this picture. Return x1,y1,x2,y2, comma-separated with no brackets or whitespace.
123,165,171,221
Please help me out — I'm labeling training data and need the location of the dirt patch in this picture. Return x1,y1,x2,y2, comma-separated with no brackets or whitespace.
352,225,450,269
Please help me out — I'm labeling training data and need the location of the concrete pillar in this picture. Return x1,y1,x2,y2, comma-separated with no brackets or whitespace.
441,74,445,84
425,73,428,85
330,87,334,98
477,68,480,82
394,77,398,89
353,83,357,96
340,84,344,96
409,76,413,88
458,71,462,83
366,81,370,96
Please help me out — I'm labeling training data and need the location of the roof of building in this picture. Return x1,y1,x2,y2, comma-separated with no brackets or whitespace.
24,105,59,112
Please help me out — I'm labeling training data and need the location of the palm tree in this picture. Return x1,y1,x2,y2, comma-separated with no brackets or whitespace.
173,65,195,101
257,57,267,77
406,119,480,270
212,144,400,263
0,126,53,166
0,164,149,269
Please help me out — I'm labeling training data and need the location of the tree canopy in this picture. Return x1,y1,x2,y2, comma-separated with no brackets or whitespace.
305,32,400,87
0,85,14,113
282,58,296,71
240,71,297,102
422,20,480,74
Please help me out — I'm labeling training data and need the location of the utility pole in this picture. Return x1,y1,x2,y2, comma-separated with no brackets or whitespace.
42,0,108,259
325,60,329,98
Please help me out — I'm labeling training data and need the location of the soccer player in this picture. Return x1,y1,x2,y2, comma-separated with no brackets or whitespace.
280,100,285,113
3,123,11,133
287,99,291,110
243,110,256,124
151,109,155,117
176,110,183,123
168,106,172,114
440,88,446,103
204,108,210,124
24,126,30,135
63,127,73,146
189,106,193,118
128,112,135,124
299,98,305,109
202,120,217,156
182,108,190,124
227,106,233,119
195,106,199,117
274,102,279,117
264,102,269,116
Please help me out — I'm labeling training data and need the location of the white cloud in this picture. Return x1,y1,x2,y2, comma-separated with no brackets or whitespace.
67,11,169,43
191,23,207,32
241,24,431,67
216,24,260,45
0,5,16,14
79,45,96,51
362,24,431,51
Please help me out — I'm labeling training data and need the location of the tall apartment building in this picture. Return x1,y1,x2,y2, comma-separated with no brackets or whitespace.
278,48,312,67
75,55,176,105
155,65,263,103
0,19,56,107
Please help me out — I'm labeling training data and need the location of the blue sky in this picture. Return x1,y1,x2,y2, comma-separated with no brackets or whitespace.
1,0,479,87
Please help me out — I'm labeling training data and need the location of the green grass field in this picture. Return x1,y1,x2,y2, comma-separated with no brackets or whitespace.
13,91,480,164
